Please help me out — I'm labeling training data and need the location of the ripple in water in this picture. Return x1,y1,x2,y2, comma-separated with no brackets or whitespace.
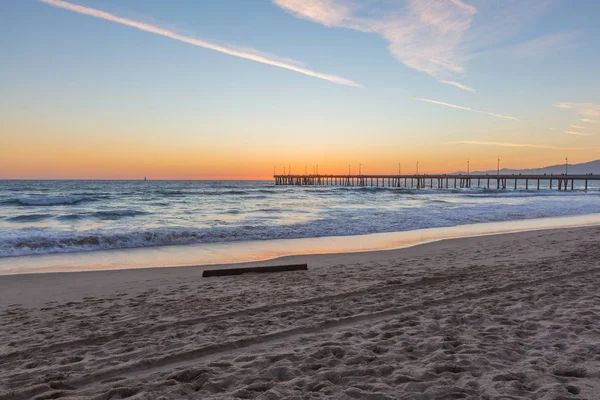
1,179,600,257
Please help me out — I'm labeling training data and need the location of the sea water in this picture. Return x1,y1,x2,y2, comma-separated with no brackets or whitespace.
2,179,600,259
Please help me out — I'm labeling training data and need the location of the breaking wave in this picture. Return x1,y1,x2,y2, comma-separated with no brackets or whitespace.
93,210,150,219
2,179,600,258
1,196,97,206
6,214,53,222
0,227,276,257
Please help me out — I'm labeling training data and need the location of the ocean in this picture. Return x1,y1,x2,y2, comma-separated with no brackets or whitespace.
1,179,600,259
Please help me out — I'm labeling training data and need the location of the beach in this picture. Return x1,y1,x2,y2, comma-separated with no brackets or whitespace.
5,0,600,398
2,225,600,399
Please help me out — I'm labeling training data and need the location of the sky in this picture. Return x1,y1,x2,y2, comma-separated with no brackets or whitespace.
1,0,599,179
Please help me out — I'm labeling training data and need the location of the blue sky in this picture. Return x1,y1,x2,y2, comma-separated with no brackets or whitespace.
1,0,599,178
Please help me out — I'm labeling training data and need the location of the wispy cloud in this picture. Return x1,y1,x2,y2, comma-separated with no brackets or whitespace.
448,0,477,14
273,0,552,92
448,141,582,150
581,118,598,123
570,125,586,129
39,0,362,88
564,130,591,136
439,80,476,93
274,0,475,84
554,102,600,118
417,98,517,121
272,0,354,27
512,32,577,58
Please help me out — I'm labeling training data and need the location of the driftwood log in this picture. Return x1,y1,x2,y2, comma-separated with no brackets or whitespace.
202,264,308,277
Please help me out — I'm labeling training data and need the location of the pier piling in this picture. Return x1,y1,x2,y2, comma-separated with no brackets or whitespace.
274,174,598,191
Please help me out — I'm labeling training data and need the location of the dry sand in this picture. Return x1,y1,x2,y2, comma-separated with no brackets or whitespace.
1,226,600,399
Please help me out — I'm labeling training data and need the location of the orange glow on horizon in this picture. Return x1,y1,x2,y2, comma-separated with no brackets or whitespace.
2,115,593,180
2,145,593,180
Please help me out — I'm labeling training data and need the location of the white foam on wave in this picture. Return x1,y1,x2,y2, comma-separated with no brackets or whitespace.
2,213,600,275
2,180,600,259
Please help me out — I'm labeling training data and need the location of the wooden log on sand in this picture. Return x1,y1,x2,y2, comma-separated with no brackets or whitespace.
203,264,308,277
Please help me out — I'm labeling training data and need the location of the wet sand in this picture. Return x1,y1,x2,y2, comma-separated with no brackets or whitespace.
4,213,600,275
2,226,600,399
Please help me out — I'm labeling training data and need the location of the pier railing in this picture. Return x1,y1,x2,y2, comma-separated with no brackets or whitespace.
274,174,600,191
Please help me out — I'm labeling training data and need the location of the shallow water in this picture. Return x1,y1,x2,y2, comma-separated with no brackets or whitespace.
1,179,600,258
2,213,600,275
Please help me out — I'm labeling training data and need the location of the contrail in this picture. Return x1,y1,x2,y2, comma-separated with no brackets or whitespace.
38,0,362,88
564,130,591,136
438,80,476,93
417,98,517,121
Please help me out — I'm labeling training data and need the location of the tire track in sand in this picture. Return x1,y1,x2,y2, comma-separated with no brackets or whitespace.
1,271,476,362
4,266,599,400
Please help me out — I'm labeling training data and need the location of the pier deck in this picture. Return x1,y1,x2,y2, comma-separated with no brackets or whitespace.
274,174,600,191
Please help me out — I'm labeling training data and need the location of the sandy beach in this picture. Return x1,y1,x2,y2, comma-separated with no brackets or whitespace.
2,225,600,399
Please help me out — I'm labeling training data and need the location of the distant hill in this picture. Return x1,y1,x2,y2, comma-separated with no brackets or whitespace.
454,160,600,175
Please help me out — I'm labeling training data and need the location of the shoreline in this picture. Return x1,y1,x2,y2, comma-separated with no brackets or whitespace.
2,224,600,398
2,213,600,276
1,222,598,309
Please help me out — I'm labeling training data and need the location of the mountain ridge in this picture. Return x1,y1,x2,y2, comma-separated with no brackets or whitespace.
453,160,600,175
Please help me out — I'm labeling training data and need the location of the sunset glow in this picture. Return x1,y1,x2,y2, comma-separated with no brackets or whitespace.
2,0,599,179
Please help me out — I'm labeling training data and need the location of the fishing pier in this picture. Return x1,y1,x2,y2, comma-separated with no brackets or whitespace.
274,174,600,191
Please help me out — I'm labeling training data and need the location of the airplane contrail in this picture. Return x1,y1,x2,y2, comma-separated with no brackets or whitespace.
38,0,362,88
418,98,517,121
